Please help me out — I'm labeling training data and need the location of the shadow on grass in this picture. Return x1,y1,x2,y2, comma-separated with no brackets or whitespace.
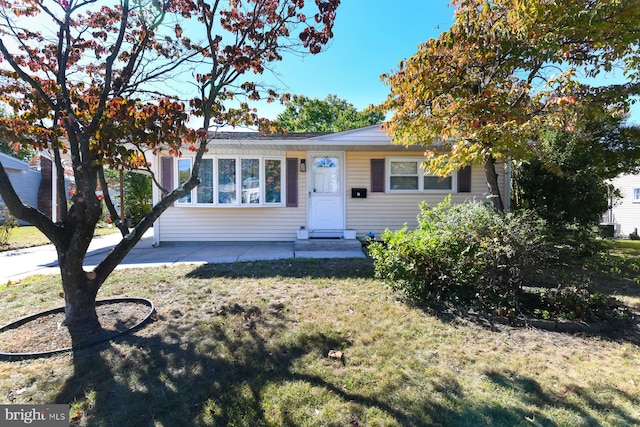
53,299,423,426
185,258,375,280
484,371,640,426
590,274,640,304
52,299,640,426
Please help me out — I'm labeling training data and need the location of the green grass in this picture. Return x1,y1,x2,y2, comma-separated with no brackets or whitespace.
0,225,119,251
611,240,640,259
614,240,640,249
1,257,639,426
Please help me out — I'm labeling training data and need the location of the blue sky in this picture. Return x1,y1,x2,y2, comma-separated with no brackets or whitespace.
4,1,637,125
254,0,639,125
255,1,457,120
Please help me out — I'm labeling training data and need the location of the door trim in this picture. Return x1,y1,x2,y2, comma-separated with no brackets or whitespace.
307,151,345,237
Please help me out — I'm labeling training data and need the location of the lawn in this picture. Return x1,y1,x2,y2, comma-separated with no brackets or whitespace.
0,257,639,426
611,240,640,259
1,225,119,251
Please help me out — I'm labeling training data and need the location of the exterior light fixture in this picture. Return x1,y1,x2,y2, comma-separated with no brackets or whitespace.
300,159,306,172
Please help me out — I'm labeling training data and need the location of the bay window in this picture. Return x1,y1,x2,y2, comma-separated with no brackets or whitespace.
197,159,214,204
218,158,237,204
177,158,192,203
241,158,260,204
176,155,284,206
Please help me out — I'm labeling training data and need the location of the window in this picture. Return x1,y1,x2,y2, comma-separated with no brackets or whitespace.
197,159,214,204
311,156,340,193
176,156,284,207
177,158,192,203
265,159,282,203
241,158,260,204
218,158,236,204
633,188,640,203
387,157,455,193
424,175,453,190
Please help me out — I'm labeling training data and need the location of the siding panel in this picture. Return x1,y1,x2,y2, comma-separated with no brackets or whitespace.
157,206,306,242
345,152,507,238
610,173,640,237
157,149,508,242
157,150,307,242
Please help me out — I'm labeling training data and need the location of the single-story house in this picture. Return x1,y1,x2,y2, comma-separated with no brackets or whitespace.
150,125,510,244
605,173,640,238
0,152,41,225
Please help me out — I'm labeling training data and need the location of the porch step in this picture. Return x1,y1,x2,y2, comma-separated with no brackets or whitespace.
294,238,363,252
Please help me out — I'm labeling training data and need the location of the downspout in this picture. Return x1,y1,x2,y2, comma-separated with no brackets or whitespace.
51,156,58,222
151,152,160,247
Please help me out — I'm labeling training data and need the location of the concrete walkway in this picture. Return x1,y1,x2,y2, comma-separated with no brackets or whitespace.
0,229,366,284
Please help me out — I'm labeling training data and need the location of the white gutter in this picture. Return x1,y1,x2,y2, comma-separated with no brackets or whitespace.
148,151,160,247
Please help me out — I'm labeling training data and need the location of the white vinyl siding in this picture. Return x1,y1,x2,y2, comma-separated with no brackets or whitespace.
155,148,508,242
0,154,41,226
345,152,506,239
609,174,640,237
156,150,305,242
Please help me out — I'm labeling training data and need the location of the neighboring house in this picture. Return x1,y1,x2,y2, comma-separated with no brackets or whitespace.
606,173,640,238
0,152,41,225
38,153,77,223
151,125,509,244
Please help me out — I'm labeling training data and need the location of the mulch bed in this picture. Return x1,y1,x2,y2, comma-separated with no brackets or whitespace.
0,301,152,356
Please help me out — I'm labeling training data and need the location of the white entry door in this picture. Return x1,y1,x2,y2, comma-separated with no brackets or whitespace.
308,153,344,237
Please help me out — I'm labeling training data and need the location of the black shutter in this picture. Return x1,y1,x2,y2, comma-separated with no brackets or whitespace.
161,156,174,197
457,166,471,193
286,158,298,207
371,159,385,192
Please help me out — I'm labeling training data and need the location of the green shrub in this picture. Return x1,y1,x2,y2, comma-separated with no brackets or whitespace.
0,206,18,246
124,172,152,224
551,226,612,261
532,286,631,322
369,198,549,309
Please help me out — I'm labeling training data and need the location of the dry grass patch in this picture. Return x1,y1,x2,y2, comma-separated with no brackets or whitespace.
0,258,639,426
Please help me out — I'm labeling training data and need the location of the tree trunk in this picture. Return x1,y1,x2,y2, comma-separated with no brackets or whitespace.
63,285,100,331
56,218,103,333
483,154,505,212
60,264,101,332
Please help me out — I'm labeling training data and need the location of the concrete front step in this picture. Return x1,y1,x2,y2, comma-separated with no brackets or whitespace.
294,238,363,251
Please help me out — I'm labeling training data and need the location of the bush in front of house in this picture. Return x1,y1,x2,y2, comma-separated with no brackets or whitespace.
369,197,549,311
369,198,634,323
530,286,631,322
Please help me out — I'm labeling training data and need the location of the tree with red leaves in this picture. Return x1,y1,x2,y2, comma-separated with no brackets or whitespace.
0,0,339,334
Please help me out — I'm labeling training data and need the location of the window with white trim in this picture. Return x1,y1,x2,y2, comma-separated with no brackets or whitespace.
633,188,640,203
218,157,237,204
197,158,214,203
175,156,284,207
177,158,192,203
386,157,455,193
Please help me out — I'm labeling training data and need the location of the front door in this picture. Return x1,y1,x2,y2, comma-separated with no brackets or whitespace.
308,153,344,237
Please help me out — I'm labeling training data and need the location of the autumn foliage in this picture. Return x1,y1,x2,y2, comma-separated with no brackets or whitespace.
0,0,339,331
382,0,640,211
